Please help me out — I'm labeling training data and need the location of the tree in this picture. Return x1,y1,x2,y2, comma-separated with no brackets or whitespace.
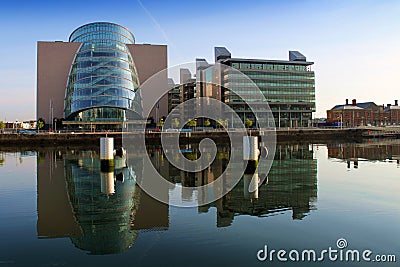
204,119,211,127
37,118,45,130
156,119,164,127
0,121,5,129
216,119,228,128
245,118,253,128
173,118,180,128
187,119,197,127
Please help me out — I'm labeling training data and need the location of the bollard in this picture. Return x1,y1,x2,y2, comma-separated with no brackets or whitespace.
243,173,259,200
100,171,115,195
243,136,259,174
100,137,114,169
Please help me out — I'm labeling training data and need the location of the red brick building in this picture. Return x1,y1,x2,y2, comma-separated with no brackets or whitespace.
326,99,400,127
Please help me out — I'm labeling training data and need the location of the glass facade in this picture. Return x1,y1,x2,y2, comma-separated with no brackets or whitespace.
225,60,315,127
64,22,141,124
64,152,138,254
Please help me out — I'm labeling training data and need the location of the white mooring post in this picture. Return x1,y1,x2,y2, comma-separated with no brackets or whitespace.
100,171,115,195
243,136,259,174
243,136,260,200
244,173,259,200
100,137,114,169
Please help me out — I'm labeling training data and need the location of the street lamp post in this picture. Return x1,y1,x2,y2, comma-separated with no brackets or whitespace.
340,113,343,129
337,114,343,129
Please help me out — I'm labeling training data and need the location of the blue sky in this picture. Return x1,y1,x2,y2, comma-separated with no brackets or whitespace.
0,0,399,120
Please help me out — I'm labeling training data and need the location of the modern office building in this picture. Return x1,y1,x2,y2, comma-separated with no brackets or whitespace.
196,47,315,128
166,69,197,126
179,68,196,121
37,22,167,129
326,99,400,127
167,78,180,116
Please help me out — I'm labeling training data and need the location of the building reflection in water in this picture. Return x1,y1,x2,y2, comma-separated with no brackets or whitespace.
65,152,139,254
327,140,400,168
37,143,319,254
147,143,318,226
37,149,169,255
198,144,318,226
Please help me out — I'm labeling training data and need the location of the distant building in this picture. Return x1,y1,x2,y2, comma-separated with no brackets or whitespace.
196,47,316,128
166,69,197,127
326,99,400,127
3,120,36,129
37,22,167,129
179,69,196,120
385,101,400,125
167,78,180,117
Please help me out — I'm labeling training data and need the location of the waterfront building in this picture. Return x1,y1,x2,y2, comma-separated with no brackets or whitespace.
167,78,180,117
37,22,167,129
326,99,399,127
166,69,197,127
3,120,37,130
196,47,316,128
385,101,400,125
179,68,196,123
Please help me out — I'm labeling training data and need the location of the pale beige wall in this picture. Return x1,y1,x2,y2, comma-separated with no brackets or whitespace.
37,152,82,238
37,42,81,122
127,44,168,120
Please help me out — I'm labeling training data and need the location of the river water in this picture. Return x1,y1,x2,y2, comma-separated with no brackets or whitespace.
0,141,399,266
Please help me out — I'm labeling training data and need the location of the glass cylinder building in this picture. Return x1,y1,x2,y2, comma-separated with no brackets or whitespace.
64,22,142,126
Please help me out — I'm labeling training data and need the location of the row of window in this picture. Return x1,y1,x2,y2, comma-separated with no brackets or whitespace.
72,75,136,88
271,107,315,111
72,64,137,77
74,107,127,121
71,32,133,45
231,62,311,72
225,90,315,96
70,23,134,43
69,87,136,100
71,97,135,113
226,95,315,103
227,72,314,80
226,81,315,88
272,112,312,118
78,49,131,59
72,67,137,84
227,106,314,112
329,112,396,119
73,57,134,70
71,23,133,39
80,41,129,53
77,50,132,62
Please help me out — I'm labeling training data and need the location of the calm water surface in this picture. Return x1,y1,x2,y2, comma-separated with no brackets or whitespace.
0,141,399,267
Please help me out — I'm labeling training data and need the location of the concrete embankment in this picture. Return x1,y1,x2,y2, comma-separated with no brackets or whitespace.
0,128,367,147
